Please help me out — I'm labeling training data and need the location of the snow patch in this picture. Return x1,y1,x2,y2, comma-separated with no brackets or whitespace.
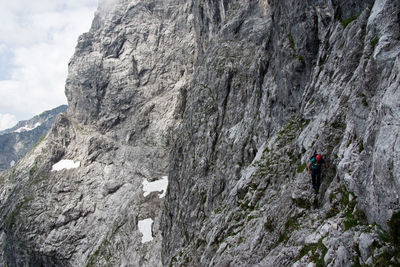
138,218,153,243
10,160,15,167
52,160,80,171
14,122,41,133
142,176,168,198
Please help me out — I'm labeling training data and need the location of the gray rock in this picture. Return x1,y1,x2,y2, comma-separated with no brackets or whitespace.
162,0,400,265
333,245,351,267
0,0,194,266
358,232,375,264
1,0,400,266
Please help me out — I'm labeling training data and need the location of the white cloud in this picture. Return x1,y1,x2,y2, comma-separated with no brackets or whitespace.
0,113,18,131
0,0,98,121
0,44,7,54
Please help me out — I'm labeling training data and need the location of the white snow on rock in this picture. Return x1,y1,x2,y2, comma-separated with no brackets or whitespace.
14,122,41,133
51,160,80,171
142,176,168,198
138,218,153,243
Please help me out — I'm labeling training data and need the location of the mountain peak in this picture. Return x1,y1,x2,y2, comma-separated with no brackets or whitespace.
1,0,399,266
0,105,67,172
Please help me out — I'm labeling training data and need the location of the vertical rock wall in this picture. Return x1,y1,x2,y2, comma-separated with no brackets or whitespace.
162,0,400,265
0,0,195,266
0,0,399,266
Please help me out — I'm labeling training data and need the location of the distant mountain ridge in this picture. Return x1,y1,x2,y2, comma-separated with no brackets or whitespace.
0,105,67,172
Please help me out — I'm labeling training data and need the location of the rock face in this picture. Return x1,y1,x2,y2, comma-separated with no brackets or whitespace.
162,0,400,266
0,105,67,172
1,0,400,266
0,0,194,266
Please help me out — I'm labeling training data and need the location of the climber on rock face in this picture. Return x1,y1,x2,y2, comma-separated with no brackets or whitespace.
308,153,329,194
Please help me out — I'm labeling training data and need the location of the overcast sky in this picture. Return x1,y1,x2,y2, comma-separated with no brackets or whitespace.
0,0,98,130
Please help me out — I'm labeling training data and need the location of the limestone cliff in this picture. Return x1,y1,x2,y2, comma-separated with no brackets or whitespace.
0,0,194,266
0,0,399,266
162,0,400,266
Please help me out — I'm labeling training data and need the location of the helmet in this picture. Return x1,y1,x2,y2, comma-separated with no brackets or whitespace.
316,154,322,162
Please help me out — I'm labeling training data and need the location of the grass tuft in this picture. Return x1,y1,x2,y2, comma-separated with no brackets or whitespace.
341,15,359,28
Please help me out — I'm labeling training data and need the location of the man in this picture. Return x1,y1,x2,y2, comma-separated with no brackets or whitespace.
308,154,329,194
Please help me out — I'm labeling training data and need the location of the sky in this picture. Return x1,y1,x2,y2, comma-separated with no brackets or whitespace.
0,0,98,130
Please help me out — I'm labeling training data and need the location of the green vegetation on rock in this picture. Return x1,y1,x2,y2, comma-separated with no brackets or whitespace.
298,239,328,267
341,15,359,28
370,37,380,48
4,196,34,229
373,211,400,265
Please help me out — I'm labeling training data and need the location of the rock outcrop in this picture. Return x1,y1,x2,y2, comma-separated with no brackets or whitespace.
1,0,400,266
0,0,194,266
0,105,67,172
162,0,400,266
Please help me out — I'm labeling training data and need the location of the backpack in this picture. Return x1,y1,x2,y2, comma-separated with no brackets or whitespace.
310,154,321,171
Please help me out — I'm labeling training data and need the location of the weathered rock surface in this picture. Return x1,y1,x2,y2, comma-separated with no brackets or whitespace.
162,0,400,266
0,0,194,266
0,105,67,172
1,0,400,266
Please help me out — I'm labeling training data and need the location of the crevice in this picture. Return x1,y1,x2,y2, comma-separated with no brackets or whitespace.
206,73,233,175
